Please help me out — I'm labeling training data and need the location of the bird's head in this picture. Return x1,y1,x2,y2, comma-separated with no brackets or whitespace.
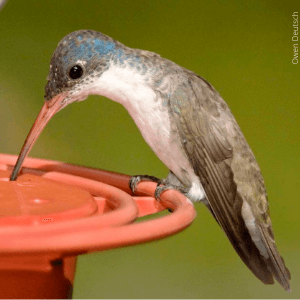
10,30,125,180
44,29,124,103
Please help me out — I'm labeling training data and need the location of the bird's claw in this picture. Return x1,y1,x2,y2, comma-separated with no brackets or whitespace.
129,175,185,212
154,184,169,201
129,176,140,194
154,184,185,201
129,175,162,194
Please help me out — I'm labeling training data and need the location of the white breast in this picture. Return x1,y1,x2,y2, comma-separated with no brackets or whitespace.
88,64,205,201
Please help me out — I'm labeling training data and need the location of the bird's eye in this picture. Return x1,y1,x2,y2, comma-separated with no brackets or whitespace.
69,65,83,79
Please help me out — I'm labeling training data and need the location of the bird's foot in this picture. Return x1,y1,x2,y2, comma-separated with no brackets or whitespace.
154,183,189,213
129,175,167,194
154,184,187,201
129,174,187,201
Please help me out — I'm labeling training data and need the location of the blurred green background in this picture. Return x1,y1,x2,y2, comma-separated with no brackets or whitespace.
0,0,299,298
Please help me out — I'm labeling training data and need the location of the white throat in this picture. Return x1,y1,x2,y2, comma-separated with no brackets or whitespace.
89,64,172,157
91,64,156,108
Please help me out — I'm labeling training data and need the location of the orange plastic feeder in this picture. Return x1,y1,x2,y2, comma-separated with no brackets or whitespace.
0,153,196,299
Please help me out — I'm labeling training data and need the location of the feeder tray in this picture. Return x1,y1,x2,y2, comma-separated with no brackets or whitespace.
0,153,196,299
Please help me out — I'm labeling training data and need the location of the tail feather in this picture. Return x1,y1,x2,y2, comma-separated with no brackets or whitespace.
204,188,291,291
259,228,291,292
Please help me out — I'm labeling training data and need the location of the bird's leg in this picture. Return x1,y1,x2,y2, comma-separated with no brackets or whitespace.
154,183,189,201
129,174,189,201
129,175,167,194
155,182,190,213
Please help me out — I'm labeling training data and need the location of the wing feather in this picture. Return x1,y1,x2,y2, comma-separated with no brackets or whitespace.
169,73,290,290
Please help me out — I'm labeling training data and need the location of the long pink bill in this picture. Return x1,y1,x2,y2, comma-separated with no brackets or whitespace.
10,94,68,181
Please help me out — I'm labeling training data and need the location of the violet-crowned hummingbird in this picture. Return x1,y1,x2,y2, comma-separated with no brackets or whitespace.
10,30,291,291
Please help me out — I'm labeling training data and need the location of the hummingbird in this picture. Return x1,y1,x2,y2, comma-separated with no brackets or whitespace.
10,30,291,291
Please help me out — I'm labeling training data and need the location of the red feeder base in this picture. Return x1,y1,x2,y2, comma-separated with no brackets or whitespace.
0,154,196,299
